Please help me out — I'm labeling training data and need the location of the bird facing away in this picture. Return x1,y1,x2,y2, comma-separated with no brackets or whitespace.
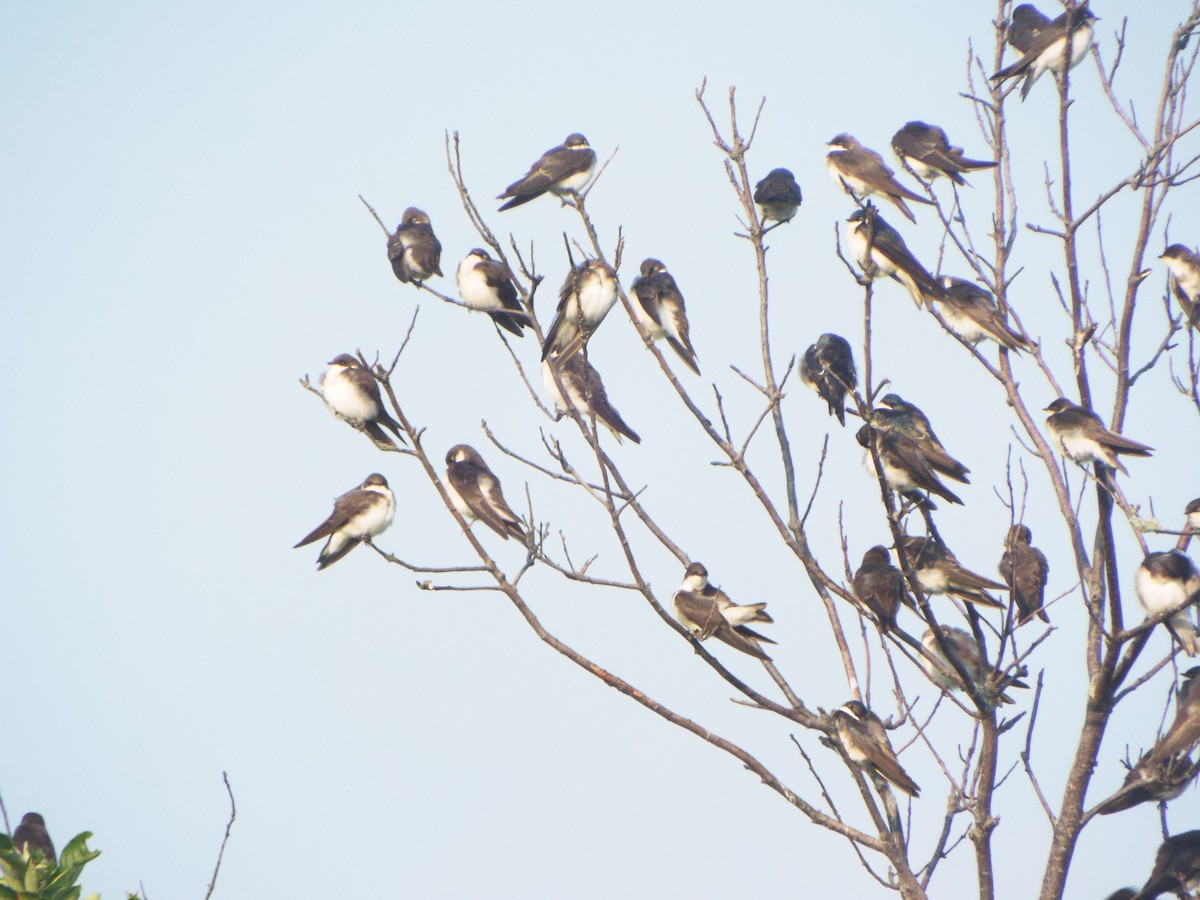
1007,4,1051,53
800,333,857,426
320,354,407,449
12,812,56,866
671,562,775,660
444,444,526,542
541,258,618,364
936,277,1035,353
629,258,700,374
543,353,641,444
1131,830,1200,900
873,393,970,484
387,207,443,283
497,133,596,211
753,167,803,225
1160,243,1200,328
294,473,395,570
847,208,945,306
857,425,964,508
826,133,933,223
891,121,997,185
1044,398,1154,475
1135,551,1200,657
455,248,531,337
899,536,1006,609
852,545,907,632
991,3,1097,100
1000,524,1050,624
920,626,1026,705
833,700,921,797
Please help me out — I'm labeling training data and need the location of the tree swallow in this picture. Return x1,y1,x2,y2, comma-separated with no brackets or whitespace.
1044,398,1154,475
444,444,526,541
827,134,933,223
753,167,803,225
899,536,1007,609
853,545,907,632
1131,830,1200,900
833,700,921,797
542,352,641,444
936,277,1036,352
920,626,1026,705
847,208,944,306
672,561,775,660
891,121,997,185
1007,4,1051,53
12,812,56,866
541,258,618,363
497,133,596,211
320,354,407,449
999,524,1050,624
455,248,531,337
992,3,1097,100
1160,243,1200,328
630,258,700,375
857,425,965,508
800,333,857,426
294,473,395,570
873,393,970,484
387,207,443,283
1135,550,1200,657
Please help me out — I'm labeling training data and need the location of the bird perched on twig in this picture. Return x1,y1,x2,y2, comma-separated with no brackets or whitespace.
935,277,1035,353
12,813,56,866
857,425,964,508
872,393,969,484
629,258,700,375
672,562,775,660
294,474,396,570
1129,830,1200,900
992,2,1097,100
543,352,641,444
826,134,932,223
800,333,856,426
541,258,618,364
852,546,907,632
1160,243,1200,328
891,121,997,185
753,167,803,225
847,208,944,306
497,133,596,211
999,524,1050,624
920,626,1027,705
1044,398,1154,475
320,354,407,449
833,700,921,797
1135,550,1200,657
387,207,442,283
444,444,526,542
456,248,531,337
899,536,1006,609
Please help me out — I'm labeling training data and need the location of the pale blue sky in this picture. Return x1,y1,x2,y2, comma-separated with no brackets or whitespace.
2,1,1198,897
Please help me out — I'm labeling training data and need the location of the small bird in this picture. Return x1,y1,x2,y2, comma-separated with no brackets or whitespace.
1160,244,1200,328
543,353,641,444
873,393,970,484
1044,398,1154,475
672,561,775,660
999,524,1051,624
497,133,596,211
455,248,531,337
826,134,933,223
935,277,1035,353
12,812,56,866
899,536,1007,609
1187,497,1200,535
833,700,921,797
891,122,997,185
753,167,803,225
1135,551,1200,657
387,207,443,283
991,3,1097,101
320,354,407,449
852,545,907,632
1007,4,1051,53
541,258,618,364
444,445,526,541
1131,830,1200,900
629,258,700,374
847,209,944,306
800,334,857,426
293,473,395,570
857,425,964,508
920,626,1026,704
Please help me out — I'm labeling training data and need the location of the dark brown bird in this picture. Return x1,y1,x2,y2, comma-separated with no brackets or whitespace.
1000,524,1050,624
12,812,56,866
826,134,932,223
873,393,969,484
857,425,964,507
1045,398,1154,476
834,700,921,797
444,445,526,541
935,277,1035,353
542,352,641,444
1131,830,1200,899
672,562,775,660
1007,4,1051,53
852,545,907,632
1135,551,1200,657
891,121,997,185
800,334,857,426
899,536,1006,609
387,207,443,283
630,258,700,375
753,167,803,225
497,133,596,211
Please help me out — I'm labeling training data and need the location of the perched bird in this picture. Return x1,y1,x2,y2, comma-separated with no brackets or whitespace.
899,536,1006,609
543,353,641,444
444,444,526,541
1160,244,1200,327
541,258,618,364
320,354,407,449
891,121,997,185
1135,550,1200,657
1096,667,1200,815
999,524,1051,624
455,248,531,337
1007,4,1051,53
920,626,1026,704
1131,830,1200,900
800,333,857,426
753,167,803,225
852,545,907,632
857,425,964,507
833,700,921,797
294,473,395,570
826,134,933,224
873,393,970,484
991,3,1097,100
12,812,55,866
387,207,442,283
672,562,775,660
1044,398,1154,475
497,133,596,211
1187,497,1200,537
935,277,1035,353
847,208,944,307
629,258,700,374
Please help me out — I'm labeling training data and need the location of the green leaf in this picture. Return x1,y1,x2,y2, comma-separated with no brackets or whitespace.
56,835,96,871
